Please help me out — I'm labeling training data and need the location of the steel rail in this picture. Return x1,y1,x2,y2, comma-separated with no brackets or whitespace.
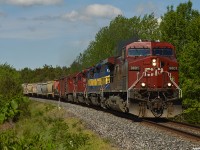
30,97,200,142
169,120,200,130
142,119,200,142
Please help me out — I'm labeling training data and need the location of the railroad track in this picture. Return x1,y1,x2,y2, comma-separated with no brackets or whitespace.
142,119,200,142
30,97,200,149
30,97,200,142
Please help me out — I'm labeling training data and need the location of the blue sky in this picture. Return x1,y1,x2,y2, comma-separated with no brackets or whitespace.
0,0,199,70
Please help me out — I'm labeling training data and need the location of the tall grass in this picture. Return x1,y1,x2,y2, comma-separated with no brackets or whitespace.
0,101,117,150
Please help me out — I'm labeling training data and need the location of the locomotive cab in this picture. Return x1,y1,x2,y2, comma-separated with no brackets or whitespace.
123,40,182,117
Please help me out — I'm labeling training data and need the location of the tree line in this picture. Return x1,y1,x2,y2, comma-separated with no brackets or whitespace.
20,65,69,83
0,1,199,124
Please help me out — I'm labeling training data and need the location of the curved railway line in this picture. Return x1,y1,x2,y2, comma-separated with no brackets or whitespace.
30,97,200,144
142,119,200,142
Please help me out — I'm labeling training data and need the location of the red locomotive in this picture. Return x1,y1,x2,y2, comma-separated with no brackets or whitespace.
24,40,182,118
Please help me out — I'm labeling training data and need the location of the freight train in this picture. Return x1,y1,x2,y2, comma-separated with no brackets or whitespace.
22,40,182,118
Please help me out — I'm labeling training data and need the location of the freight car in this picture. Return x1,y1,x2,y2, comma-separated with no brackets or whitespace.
53,80,60,99
23,40,182,118
26,83,33,96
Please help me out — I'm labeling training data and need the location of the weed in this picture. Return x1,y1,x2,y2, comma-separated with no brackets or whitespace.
0,101,117,150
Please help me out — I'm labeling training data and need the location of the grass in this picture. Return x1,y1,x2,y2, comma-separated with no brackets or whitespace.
0,101,117,150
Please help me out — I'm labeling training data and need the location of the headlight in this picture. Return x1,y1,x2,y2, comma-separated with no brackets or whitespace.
152,59,157,66
167,83,172,87
152,62,156,66
141,83,146,87
152,59,156,63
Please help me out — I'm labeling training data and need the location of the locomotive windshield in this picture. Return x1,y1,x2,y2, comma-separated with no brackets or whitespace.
152,48,173,56
128,48,150,56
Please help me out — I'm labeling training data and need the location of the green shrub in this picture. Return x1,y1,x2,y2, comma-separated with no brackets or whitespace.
0,64,30,124
0,103,89,150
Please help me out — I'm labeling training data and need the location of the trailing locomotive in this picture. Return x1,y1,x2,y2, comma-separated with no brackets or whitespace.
23,40,182,118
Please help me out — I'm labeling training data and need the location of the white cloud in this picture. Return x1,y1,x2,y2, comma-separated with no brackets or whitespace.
85,4,122,18
62,10,80,21
0,0,63,6
62,4,122,22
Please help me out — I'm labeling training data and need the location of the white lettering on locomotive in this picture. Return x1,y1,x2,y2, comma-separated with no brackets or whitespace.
144,68,163,76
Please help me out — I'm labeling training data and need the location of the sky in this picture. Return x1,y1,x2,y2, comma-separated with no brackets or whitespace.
0,0,200,70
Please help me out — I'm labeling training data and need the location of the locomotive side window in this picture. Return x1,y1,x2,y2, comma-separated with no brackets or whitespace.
128,48,150,56
152,48,173,56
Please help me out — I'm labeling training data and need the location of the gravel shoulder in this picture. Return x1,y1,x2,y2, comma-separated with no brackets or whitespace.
30,98,200,150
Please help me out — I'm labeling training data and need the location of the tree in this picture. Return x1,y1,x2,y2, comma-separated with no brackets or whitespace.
160,1,200,123
75,14,160,71
160,1,199,56
0,64,22,99
0,64,27,124
20,65,70,83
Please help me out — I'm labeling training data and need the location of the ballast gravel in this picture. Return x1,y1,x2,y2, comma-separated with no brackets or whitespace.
32,98,200,150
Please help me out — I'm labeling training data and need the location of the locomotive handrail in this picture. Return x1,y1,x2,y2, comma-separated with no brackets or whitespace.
126,70,182,105
126,72,145,105
163,71,182,98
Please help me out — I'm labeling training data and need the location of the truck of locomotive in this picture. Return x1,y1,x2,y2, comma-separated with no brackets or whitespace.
23,40,182,118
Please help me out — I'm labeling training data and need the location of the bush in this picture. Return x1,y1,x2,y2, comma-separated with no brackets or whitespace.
0,64,29,124
0,102,90,150
182,109,200,125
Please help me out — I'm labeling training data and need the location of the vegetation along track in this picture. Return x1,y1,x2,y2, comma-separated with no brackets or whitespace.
30,97,200,143
142,119,200,142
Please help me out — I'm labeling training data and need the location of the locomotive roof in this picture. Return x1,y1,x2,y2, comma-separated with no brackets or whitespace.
126,41,174,49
